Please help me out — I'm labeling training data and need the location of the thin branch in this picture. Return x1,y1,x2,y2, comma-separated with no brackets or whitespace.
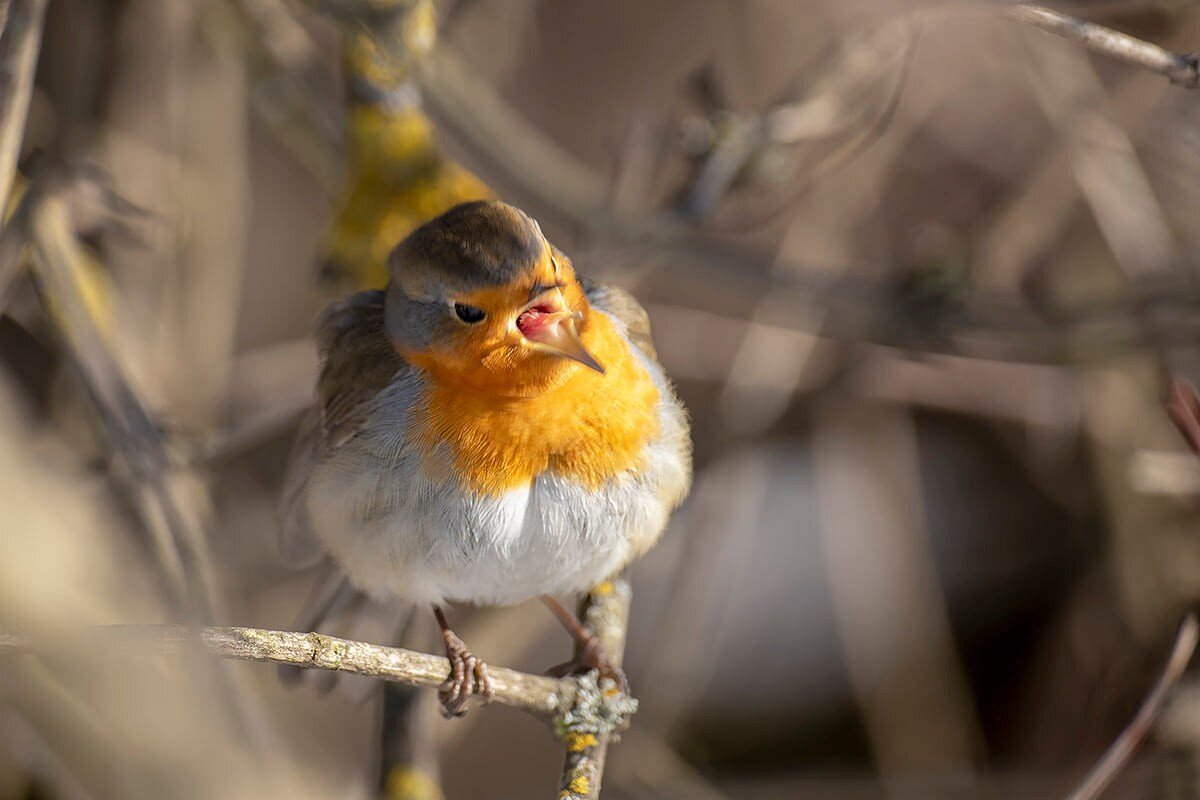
417,38,1200,367
0,173,29,309
1167,379,1200,455
376,618,443,799
558,580,634,800
1008,5,1200,88
1067,613,1200,800
27,184,222,619
0,625,592,720
377,683,443,799
204,627,567,717
0,0,49,209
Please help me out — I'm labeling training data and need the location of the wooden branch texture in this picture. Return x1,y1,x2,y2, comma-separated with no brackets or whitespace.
201,626,566,717
558,580,634,800
1010,5,1200,88
0,625,567,717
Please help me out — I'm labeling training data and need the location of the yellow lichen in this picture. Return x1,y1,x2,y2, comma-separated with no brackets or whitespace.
565,732,598,752
325,14,491,291
569,774,591,795
592,582,614,596
384,766,445,800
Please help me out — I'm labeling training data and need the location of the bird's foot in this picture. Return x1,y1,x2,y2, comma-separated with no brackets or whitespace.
545,632,629,694
438,628,494,718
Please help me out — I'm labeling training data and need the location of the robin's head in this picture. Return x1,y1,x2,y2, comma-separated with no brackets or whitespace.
385,201,604,395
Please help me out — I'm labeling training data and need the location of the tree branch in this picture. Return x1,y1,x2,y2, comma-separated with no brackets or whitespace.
0,623,642,724
27,182,225,621
1067,613,1200,800
0,0,49,209
558,580,635,800
1008,5,1200,88
417,36,1200,368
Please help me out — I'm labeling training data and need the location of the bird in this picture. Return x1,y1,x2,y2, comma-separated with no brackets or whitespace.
279,200,692,717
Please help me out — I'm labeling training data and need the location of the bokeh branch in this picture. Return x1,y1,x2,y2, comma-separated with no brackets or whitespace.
0,0,48,207
1008,6,1200,88
24,176,225,621
1067,614,1199,800
417,33,1200,367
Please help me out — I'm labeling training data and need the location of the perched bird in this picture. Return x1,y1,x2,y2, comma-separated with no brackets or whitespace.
280,200,692,716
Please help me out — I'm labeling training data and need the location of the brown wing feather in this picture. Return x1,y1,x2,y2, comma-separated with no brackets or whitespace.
278,290,408,566
315,290,408,448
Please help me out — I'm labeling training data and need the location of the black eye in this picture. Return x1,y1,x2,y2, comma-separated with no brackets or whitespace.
453,303,486,324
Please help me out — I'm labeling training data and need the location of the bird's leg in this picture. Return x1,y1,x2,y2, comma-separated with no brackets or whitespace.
541,595,630,693
433,606,493,718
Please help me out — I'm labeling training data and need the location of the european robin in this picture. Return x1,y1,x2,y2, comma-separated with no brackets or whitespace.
279,200,692,716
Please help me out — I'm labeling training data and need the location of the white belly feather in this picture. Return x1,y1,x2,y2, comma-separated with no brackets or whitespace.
305,338,690,607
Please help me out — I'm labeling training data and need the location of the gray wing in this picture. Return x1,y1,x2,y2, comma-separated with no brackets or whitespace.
580,277,658,361
277,290,409,567
278,406,325,566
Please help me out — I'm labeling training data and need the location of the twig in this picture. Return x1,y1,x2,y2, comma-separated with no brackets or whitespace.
214,0,343,191
696,17,921,230
814,404,982,772
0,173,29,309
377,682,443,800
22,181,312,758
558,580,634,800
0,625,587,719
27,184,222,619
1008,6,1200,88
417,39,1200,367
1019,13,1175,280
1066,613,1199,800
375,616,443,800
1167,379,1200,455
0,0,49,210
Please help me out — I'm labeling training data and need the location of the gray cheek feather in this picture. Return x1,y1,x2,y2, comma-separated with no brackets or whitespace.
385,288,452,354
305,310,692,607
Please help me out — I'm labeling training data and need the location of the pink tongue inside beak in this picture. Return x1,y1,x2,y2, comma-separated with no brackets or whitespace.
516,305,559,338
515,303,606,374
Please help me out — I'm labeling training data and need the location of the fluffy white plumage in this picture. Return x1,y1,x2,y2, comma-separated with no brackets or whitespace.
301,308,691,606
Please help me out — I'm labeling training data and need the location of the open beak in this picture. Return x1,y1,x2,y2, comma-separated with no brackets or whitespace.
515,290,605,374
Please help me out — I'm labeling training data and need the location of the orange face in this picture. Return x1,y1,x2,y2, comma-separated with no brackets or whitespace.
399,249,601,398
404,251,663,493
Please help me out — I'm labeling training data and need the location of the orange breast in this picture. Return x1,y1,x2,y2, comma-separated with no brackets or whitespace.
412,313,660,495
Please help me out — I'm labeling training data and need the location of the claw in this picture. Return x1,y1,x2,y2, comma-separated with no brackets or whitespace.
544,633,629,694
437,625,493,718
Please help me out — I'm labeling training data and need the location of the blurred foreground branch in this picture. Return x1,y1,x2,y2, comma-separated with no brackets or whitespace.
23,177,225,620
0,0,48,208
1008,6,1200,88
1067,613,1199,800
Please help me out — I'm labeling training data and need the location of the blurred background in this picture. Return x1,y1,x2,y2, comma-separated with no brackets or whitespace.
3,0,1200,797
